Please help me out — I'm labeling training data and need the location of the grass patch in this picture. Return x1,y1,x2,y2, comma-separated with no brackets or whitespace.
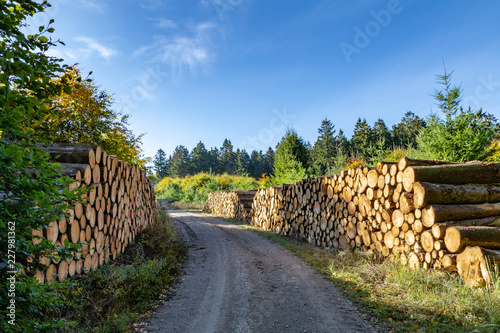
168,201,204,211
41,210,188,332
211,214,500,333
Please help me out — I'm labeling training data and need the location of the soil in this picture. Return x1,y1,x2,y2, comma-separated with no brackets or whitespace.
144,211,383,333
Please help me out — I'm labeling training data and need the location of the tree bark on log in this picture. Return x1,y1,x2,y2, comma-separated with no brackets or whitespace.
402,162,500,192
444,226,500,253
413,182,500,209
422,203,500,227
398,157,453,171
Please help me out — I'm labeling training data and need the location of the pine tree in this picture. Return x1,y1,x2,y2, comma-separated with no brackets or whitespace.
351,118,373,160
235,149,250,175
168,145,191,177
191,141,210,174
248,150,264,178
272,128,309,185
391,111,426,148
208,147,221,174
312,118,336,175
263,147,275,176
220,139,236,174
417,68,498,161
153,149,168,179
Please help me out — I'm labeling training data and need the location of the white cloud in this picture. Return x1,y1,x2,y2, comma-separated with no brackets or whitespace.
139,0,166,10
134,22,216,79
150,18,177,29
74,36,117,59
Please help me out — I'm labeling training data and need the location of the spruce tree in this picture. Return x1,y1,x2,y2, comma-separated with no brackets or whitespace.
272,128,309,185
312,118,336,175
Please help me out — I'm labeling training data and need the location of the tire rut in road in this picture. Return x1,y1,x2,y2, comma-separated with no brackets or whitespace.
146,211,382,333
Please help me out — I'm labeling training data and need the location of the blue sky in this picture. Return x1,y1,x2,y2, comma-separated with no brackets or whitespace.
30,0,500,160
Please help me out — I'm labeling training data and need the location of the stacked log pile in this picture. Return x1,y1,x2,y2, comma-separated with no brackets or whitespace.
32,143,156,283
206,158,500,287
204,190,256,223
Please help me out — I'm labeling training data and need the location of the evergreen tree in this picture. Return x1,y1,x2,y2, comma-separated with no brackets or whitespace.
312,118,336,175
220,139,236,174
207,147,221,174
168,145,191,177
391,111,426,148
333,129,349,172
350,118,373,160
372,119,391,148
272,128,309,185
263,147,275,176
249,150,264,178
235,148,250,175
417,68,498,161
153,148,168,179
191,141,210,173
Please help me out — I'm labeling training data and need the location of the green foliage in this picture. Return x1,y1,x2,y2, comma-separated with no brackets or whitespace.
191,141,210,174
390,111,426,149
220,139,236,174
34,66,147,169
417,68,498,162
481,140,500,162
153,148,168,179
312,118,337,175
0,2,81,331
37,211,186,332
350,118,373,161
168,145,191,177
272,128,309,185
155,172,258,202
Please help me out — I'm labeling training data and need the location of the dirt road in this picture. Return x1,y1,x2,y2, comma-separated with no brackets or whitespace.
146,211,381,333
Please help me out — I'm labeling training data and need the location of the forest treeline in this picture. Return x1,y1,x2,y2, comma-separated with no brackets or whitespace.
154,70,500,187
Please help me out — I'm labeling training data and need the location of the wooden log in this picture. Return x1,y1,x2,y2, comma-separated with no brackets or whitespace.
46,221,59,245
403,162,500,192
367,170,379,188
420,230,435,253
44,144,98,166
413,182,500,209
444,226,500,253
398,157,453,171
441,254,457,271
422,203,500,227
456,246,492,287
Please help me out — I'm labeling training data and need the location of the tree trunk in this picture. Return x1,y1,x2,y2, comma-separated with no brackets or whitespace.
402,162,500,192
413,182,500,209
444,226,500,253
422,203,500,227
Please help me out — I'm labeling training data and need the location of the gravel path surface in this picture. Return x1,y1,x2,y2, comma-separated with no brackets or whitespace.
145,211,381,333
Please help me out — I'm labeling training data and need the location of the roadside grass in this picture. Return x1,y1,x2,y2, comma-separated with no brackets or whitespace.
42,210,187,332
168,201,204,211
212,215,500,333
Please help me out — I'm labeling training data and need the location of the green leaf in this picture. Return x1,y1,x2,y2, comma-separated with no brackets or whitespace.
47,28,55,33
38,36,48,43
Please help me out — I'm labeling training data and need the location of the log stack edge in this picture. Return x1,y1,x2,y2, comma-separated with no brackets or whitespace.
32,143,157,283
204,158,500,287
